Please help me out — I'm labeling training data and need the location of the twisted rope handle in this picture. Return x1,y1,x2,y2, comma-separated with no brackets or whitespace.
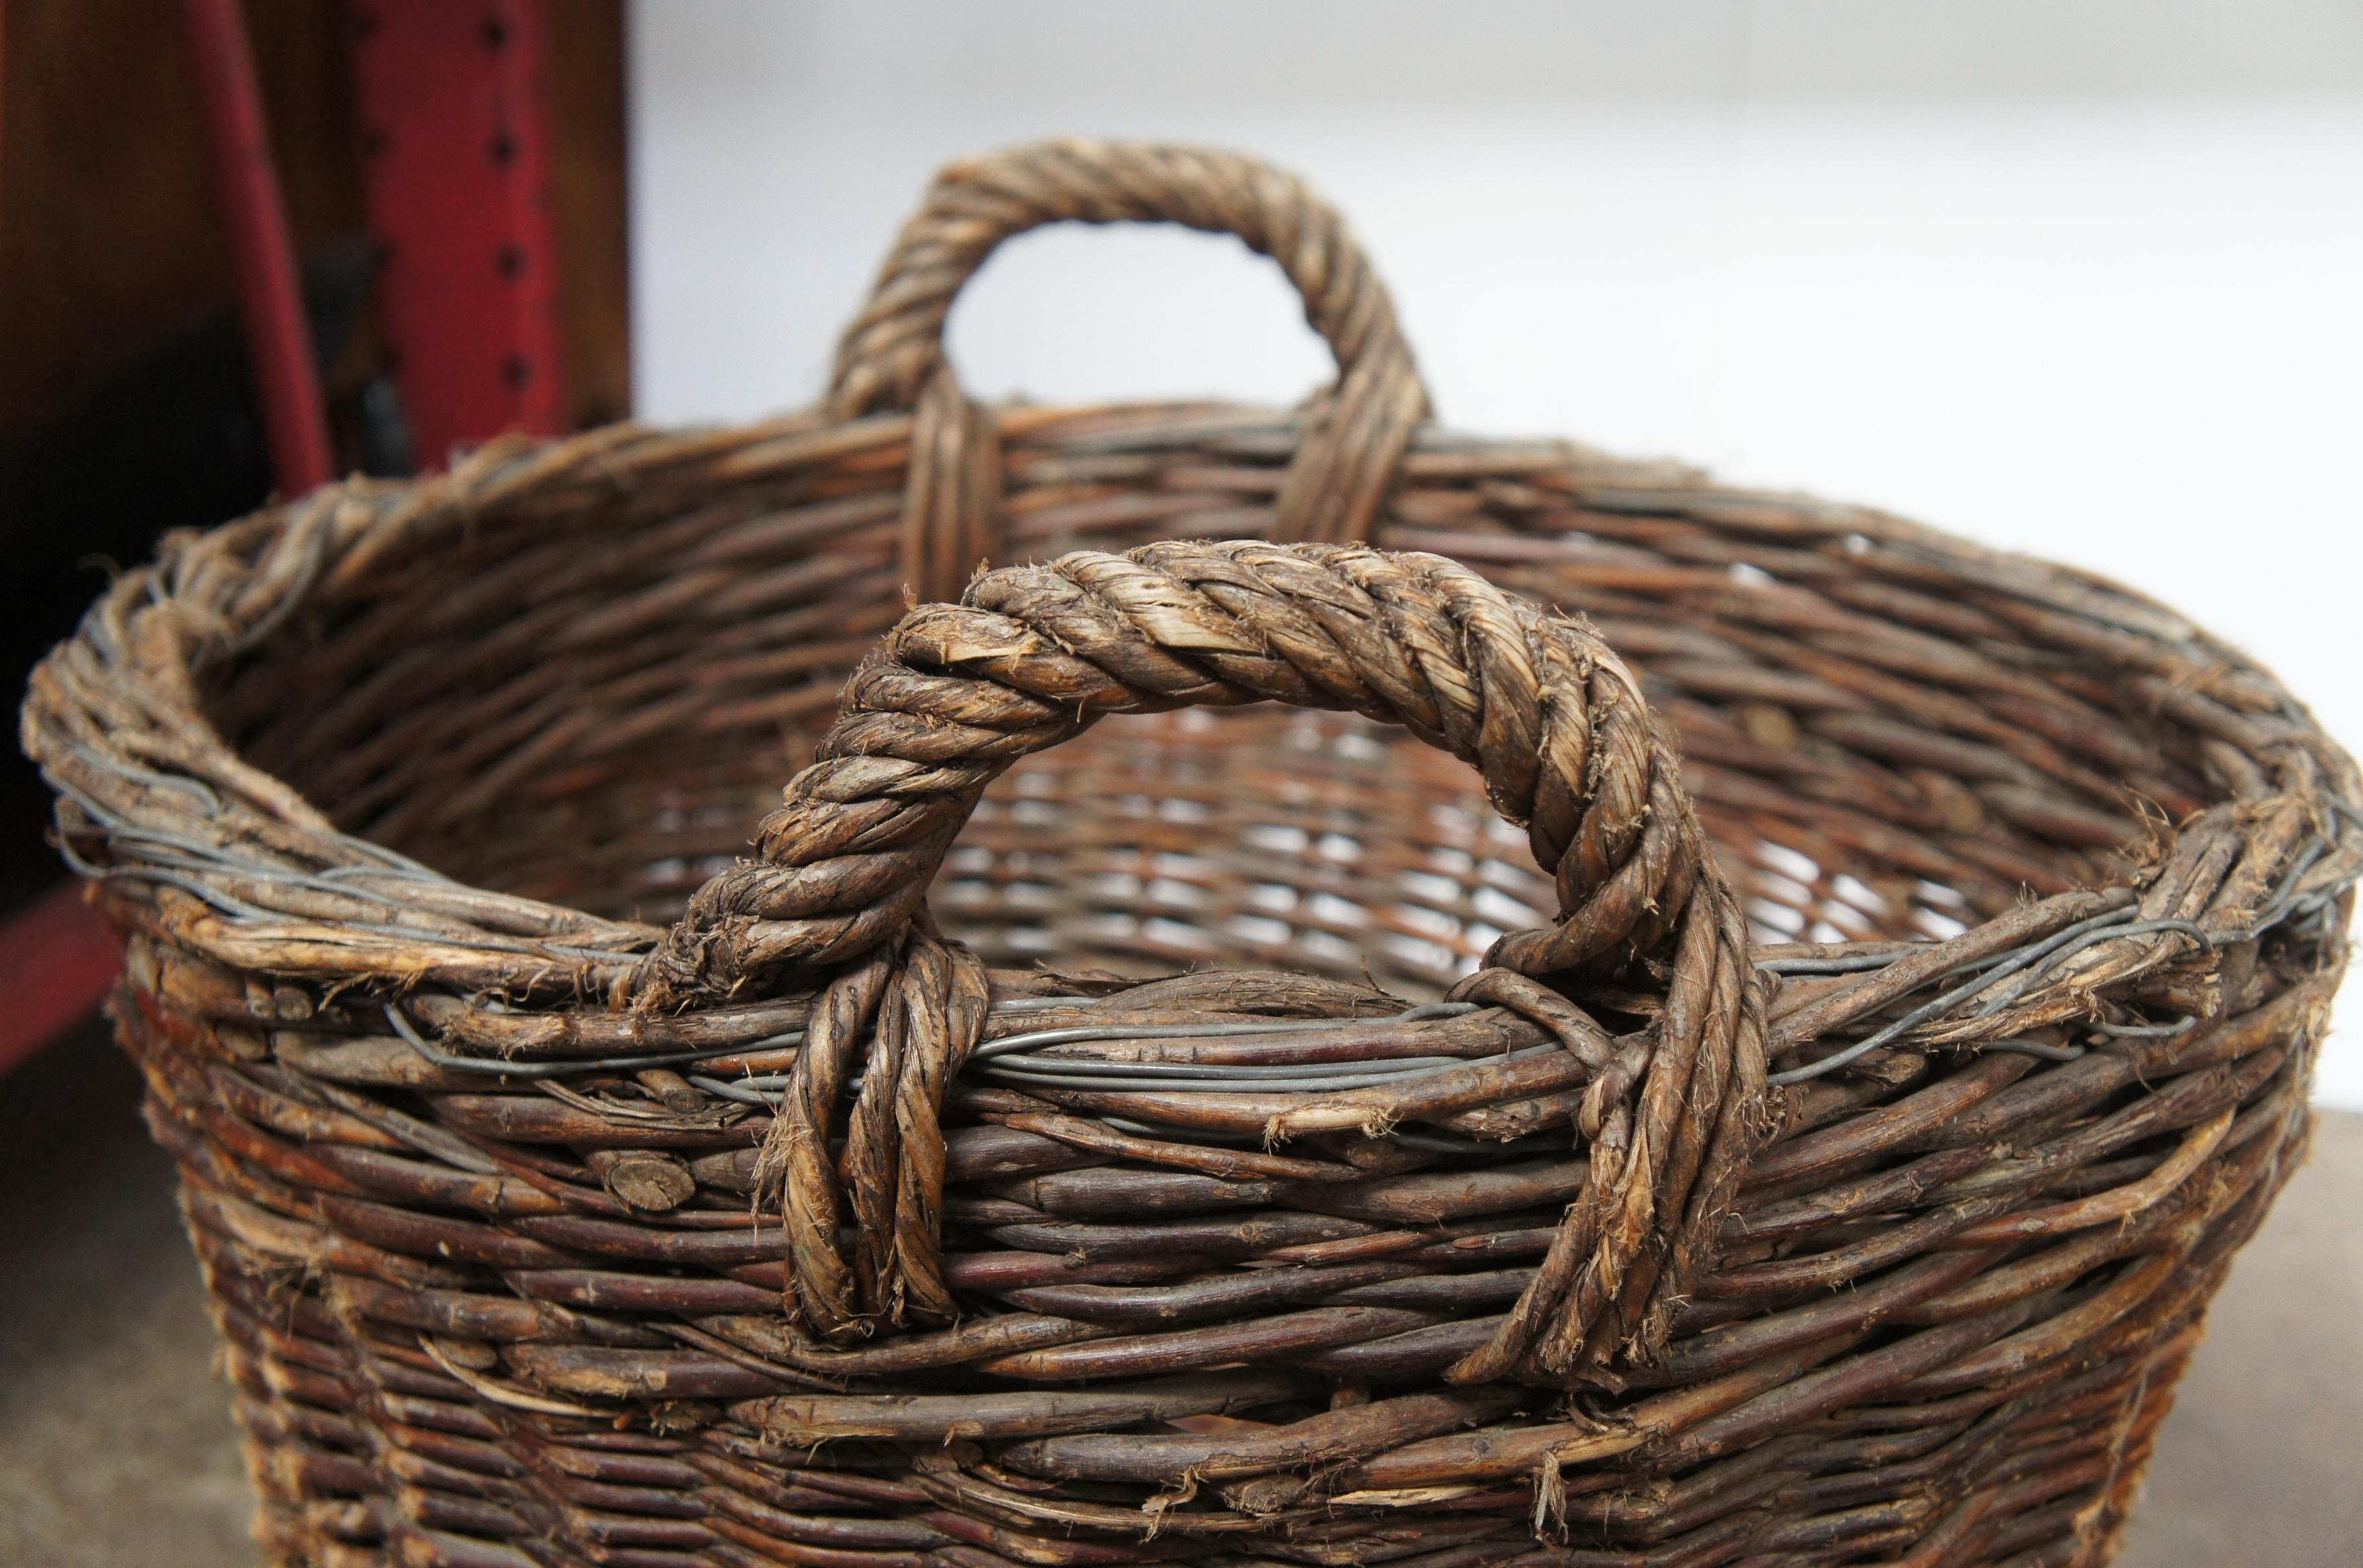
634,542,1768,1375
830,140,1433,599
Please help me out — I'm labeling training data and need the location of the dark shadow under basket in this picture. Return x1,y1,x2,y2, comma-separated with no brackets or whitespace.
23,140,2359,1568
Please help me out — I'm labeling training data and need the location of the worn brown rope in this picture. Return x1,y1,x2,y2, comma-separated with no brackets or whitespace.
830,141,1432,599
637,542,1699,1002
638,540,1769,1369
897,368,1006,609
752,911,990,1340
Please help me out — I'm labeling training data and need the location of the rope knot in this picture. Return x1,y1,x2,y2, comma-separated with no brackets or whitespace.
756,916,989,1340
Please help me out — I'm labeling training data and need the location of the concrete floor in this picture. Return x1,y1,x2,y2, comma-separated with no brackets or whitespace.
2,1025,2357,1567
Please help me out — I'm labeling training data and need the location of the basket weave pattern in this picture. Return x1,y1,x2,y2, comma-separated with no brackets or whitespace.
22,142,2359,1568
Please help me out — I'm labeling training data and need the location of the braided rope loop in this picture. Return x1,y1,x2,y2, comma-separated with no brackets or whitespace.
636,542,1770,1371
831,141,1434,601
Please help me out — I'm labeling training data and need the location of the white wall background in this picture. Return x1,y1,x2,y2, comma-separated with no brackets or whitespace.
628,1,2363,1106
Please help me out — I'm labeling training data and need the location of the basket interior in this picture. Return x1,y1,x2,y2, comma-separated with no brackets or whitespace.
200,456,2172,999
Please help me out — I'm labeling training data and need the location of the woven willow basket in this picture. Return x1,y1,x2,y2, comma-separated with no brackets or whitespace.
24,142,2360,1568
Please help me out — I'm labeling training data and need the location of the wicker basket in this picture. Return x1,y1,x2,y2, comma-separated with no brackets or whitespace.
23,140,2358,1568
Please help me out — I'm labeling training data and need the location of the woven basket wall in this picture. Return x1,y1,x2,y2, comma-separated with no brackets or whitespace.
23,141,2358,1568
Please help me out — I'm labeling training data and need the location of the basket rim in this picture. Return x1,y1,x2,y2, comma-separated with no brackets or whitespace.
21,398,2363,1050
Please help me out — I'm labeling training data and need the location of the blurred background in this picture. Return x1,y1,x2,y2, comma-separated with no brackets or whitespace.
1,4,2358,1563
